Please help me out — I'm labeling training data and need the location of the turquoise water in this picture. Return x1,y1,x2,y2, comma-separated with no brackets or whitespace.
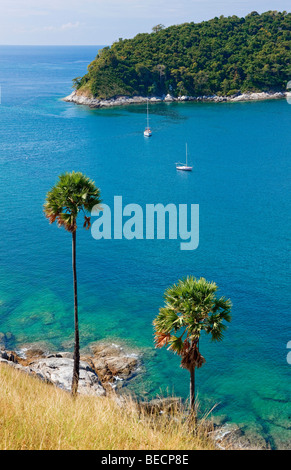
0,46,290,449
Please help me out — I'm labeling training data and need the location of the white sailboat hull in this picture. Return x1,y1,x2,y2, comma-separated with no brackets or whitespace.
144,129,152,137
176,165,192,171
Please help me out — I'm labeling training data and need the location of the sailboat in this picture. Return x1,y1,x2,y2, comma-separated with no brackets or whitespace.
144,99,152,137
176,143,193,171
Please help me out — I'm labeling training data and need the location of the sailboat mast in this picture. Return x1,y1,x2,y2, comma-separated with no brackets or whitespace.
143,99,152,136
186,143,188,166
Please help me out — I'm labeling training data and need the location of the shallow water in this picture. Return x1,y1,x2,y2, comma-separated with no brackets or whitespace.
0,46,290,449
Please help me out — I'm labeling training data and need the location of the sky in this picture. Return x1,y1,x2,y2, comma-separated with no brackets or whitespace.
0,0,290,45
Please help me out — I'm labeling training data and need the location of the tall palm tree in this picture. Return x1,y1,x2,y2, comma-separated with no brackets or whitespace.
44,171,101,396
153,276,231,416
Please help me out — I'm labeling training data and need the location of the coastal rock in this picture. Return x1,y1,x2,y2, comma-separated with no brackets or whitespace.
0,349,32,375
87,342,140,389
16,343,49,361
138,397,182,415
164,94,174,102
0,340,140,395
28,356,106,396
63,91,164,108
63,90,100,107
210,423,243,450
0,349,23,364
229,91,285,102
149,97,162,103
210,422,268,450
0,348,105,397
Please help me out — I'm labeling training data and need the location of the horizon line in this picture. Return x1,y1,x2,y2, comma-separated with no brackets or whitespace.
0,44,107,47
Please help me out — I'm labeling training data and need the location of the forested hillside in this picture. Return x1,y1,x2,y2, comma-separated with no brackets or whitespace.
74,11,291,99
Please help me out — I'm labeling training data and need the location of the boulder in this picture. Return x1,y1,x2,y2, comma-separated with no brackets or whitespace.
138,397,182,415
164,94,174,102
0,348,105,397
88,342,139,387
0,349,22,364
29,356,106,397
210,422,268,450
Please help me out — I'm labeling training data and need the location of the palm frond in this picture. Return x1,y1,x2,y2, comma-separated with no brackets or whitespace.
153,276,232,364
154,332,171,348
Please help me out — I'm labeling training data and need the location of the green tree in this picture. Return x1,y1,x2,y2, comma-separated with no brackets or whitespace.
152,24,165,33
44,172,101,396
153,276,231,416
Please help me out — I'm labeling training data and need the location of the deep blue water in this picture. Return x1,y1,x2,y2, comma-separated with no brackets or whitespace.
0,46,290,449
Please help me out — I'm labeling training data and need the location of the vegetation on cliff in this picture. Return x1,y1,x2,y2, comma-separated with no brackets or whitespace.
73,11,291,100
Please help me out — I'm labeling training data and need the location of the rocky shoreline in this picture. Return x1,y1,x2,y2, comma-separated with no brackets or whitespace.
63,90,286,109
0,341,140,396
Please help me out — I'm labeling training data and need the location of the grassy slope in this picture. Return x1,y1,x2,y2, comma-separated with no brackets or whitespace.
0,364,215,450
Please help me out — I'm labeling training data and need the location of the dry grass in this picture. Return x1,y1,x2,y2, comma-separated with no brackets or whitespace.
0,363,215,450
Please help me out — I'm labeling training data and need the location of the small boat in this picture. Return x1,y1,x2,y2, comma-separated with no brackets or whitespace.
144,99,152,137
144,127,152,137
176,143,192,171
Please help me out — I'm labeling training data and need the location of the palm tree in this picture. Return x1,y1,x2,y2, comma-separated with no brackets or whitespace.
44,171,101,396
153,276,231,416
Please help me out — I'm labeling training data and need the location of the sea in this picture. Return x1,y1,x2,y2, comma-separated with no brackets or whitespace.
0,45,290,449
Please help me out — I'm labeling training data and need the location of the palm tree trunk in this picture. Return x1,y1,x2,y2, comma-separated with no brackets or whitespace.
189,365,198,431
190,365,195,413
71,229,80,397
